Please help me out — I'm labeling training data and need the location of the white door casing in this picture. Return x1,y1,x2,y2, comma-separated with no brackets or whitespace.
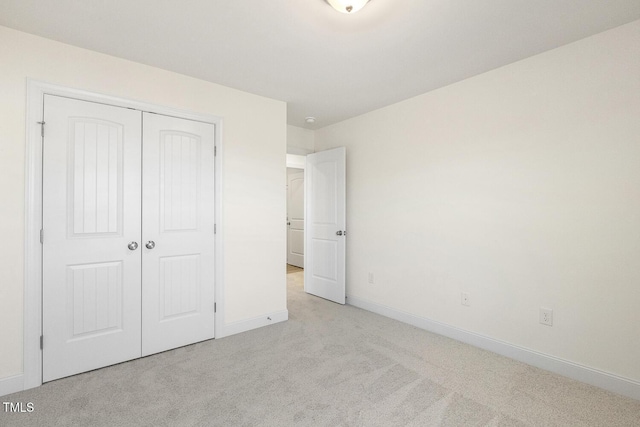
42,95,143,382
304,147,346,304
287,169,304,268
141,113,215,356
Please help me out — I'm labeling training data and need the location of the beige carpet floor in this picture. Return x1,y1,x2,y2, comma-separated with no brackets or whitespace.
1,270,639,426
286,264,303,274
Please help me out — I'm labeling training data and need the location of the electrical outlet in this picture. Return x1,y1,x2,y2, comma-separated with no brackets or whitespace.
540,308,553,326
368,272,375,284
461,292,470,306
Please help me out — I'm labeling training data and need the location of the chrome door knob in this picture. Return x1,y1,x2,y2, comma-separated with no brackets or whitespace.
336,231,343,236
128,241,139,251
145,241,156,250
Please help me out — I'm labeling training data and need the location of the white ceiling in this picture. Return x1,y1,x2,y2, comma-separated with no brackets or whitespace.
1,0,639,129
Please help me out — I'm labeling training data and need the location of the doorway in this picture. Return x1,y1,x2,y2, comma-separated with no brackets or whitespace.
284,148,346,304
287,167,305,269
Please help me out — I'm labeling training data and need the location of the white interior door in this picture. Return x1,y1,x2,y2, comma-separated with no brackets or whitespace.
304,147,346,304
42,95,142,382
141,112,215,357
287,169,304,268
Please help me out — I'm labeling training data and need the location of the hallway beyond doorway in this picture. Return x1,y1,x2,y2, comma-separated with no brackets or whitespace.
287,264,303,274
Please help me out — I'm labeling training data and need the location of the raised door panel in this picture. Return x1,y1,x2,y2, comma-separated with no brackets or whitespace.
141,113,215,357
311,162,338,225
68,119,123,236
160,132,200,232
68,262,123,337
42,95,142,382
159,255,200,320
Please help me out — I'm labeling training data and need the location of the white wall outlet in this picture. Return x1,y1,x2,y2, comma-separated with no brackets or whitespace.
368,272,375,284
461,292,470,306
540,308,553,326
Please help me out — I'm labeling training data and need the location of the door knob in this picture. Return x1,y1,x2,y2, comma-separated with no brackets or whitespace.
127,241,139,250
336,231,343,236
145,241,156,250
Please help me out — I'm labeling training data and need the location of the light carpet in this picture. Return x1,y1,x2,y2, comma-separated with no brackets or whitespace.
1,271,639,426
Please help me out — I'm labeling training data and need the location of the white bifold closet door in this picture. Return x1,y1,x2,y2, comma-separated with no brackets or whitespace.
42,95,215,382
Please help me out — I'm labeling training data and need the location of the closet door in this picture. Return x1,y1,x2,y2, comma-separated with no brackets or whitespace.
42,95,142,382
141,113,215,356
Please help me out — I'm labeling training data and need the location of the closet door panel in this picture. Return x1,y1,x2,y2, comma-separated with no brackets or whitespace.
42,95,142,382
141,113,215,356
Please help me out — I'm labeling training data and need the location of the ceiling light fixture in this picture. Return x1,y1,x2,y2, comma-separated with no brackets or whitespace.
326,0,370,14
305,117,316,124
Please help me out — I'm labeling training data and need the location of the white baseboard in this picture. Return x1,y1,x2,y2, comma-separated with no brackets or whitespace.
219,310,288,338
0,374,24,398
347,295,640,401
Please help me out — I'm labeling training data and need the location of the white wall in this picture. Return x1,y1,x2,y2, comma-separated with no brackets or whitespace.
0,26,286,380
315,20,640,382
287,125,314,155
286,154,306,169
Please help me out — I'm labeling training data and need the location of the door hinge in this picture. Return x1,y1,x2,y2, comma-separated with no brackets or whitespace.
40,335,43,350
214,302,217,313
214,146,217,157
40,229,44,244
37,121,45,137
214,224,216,234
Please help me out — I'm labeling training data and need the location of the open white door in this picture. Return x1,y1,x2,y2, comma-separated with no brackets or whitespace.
287,169,304,268
304,147,346,304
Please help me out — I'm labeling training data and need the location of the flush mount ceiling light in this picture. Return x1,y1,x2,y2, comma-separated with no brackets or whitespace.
326,0,370,14
305,117,316,124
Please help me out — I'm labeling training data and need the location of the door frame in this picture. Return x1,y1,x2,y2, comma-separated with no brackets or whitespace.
23,80,224,390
